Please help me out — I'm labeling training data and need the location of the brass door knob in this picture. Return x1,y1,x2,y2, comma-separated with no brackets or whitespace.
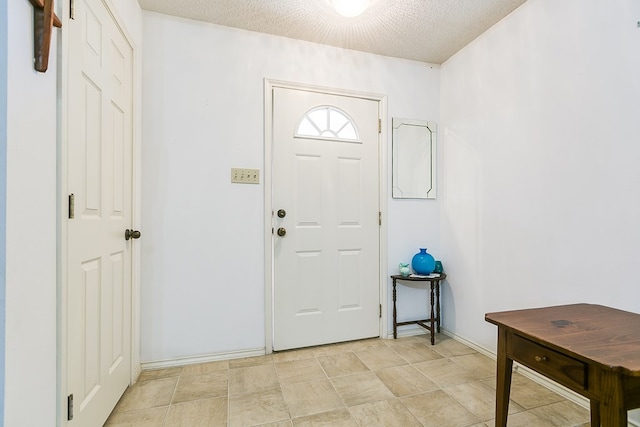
277,227,286,237
125,229,141,240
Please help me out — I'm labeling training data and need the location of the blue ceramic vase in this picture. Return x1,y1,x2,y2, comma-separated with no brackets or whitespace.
412,248,435,275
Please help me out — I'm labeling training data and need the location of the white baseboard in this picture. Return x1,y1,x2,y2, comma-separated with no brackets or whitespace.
140,347,265,371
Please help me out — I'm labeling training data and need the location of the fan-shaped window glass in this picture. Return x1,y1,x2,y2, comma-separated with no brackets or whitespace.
296,106,359,141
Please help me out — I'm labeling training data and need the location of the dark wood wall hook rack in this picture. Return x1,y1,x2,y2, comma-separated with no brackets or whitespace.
29,0,62,72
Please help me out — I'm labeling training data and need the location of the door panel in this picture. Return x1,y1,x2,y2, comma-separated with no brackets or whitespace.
66,0,133,424
272,87,380,351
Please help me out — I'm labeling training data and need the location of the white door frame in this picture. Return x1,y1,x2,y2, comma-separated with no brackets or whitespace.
58,0,140,424
263,79,389,353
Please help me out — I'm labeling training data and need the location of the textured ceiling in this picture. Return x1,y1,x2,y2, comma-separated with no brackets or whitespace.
137,0,527,64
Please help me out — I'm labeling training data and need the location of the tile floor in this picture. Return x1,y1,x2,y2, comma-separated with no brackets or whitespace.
104,334,591,427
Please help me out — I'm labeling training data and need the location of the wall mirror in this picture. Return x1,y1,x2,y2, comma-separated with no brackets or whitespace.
392,118,437,199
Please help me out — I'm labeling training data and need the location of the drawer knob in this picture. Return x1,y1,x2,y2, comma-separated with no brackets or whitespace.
534,355,547,362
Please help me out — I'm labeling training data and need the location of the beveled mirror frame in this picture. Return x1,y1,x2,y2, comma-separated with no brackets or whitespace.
392,118,437,199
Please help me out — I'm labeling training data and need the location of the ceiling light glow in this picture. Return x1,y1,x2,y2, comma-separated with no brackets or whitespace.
331,0,371,17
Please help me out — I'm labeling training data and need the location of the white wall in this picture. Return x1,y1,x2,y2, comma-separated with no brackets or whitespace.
2,1,141,425
141,12,441,362
5,1,58,425
440,0,640,351
8,0,639,419
0,0,7,423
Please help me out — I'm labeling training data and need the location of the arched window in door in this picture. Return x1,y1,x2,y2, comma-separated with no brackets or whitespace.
295,106,359,141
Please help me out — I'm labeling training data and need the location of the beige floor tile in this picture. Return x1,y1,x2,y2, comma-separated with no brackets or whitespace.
256,421,294,427
449,352,496,378
444,379,524,421
137,366,183,382
181,360,229,376
341,338,389,352
401,389,480,427
172,371,228,403
273,347,317,363
331,372,395,407
483,394,589,426
349,398,422,427
411,333,446,346
495,409,558,427
375,364,439,397
292,408,359,427
354,347,407,371
229,363,279,396
391,334,435,345
311,342,357,357
229,353,274,369
276,358,327,385
104,406,168,427
508,373,565,409
388,339,444,364
527,400,590,426
414,358,488,388
114,376,178,412
164,397,227,427
317,352,369,378
106,336,592,427
281,379,344,418
229,387,290,427
432,337,477,357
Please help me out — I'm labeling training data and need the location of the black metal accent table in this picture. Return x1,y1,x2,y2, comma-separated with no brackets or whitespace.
390,273,446,345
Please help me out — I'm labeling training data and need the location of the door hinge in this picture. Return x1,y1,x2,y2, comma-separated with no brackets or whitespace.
67,394,74,421
378,119,382,134
68,193,75,219
378,211,381,226
379,304,382,318
70,0,75,19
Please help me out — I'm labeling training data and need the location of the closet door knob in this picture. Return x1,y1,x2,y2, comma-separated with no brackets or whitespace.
125,229,141,240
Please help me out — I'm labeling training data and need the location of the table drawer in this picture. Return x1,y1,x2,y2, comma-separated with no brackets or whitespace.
510,334,587,390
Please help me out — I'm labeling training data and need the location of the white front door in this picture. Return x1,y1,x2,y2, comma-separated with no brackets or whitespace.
65,0,134,424
272,87,381,351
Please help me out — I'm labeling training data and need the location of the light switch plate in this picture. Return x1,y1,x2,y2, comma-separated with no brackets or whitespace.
231,168,260,184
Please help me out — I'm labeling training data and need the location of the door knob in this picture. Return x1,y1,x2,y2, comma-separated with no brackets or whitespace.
125,229,141,240
277,209,286,218
277,227,286,237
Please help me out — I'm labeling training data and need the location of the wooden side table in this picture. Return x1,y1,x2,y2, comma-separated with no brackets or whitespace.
486,304,640,427
390,273,446,345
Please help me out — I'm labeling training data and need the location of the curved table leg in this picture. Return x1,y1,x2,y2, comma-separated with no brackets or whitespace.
392,279,398,339
429,282,435,345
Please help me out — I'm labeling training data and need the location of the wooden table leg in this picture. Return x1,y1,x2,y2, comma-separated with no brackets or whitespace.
392,279,398,339
495,327,513,427
599,371,627,427
429,282,435,345
435,280,441,333
589,399,600,427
